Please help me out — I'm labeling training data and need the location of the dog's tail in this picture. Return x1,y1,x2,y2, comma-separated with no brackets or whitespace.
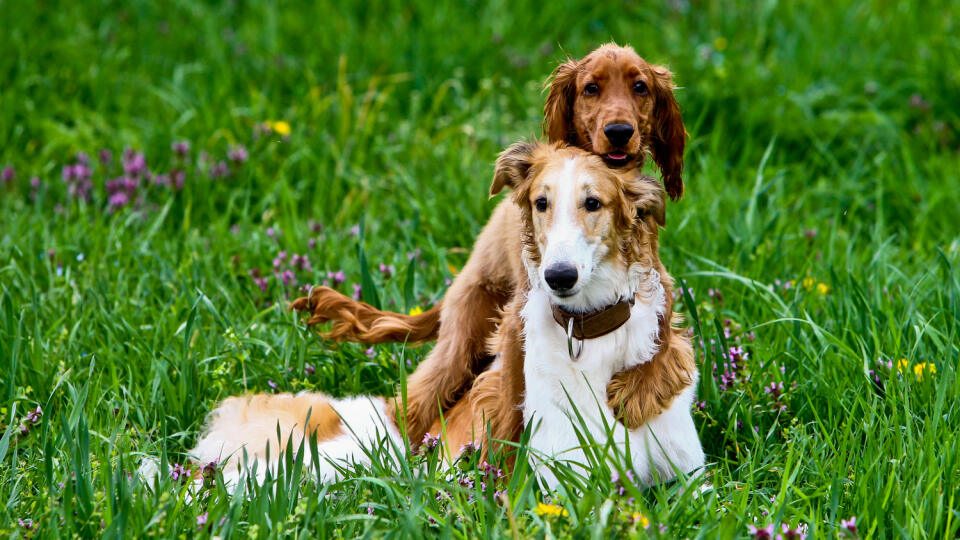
290,286,441,344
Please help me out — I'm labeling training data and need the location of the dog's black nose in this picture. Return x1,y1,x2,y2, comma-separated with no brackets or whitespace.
544,263,578,292
603,123,635,147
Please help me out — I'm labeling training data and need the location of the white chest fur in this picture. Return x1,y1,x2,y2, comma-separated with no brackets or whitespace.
520,283,705,489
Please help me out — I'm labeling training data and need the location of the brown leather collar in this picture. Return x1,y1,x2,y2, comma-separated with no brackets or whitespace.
551,296,635,340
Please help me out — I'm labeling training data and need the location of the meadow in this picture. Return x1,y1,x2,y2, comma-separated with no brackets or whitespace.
1,0,959,537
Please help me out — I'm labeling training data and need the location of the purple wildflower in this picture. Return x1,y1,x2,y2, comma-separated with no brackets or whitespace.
172,141,190,157
25,406,42,424
459,440,479,455
197,512,208,529
267,380,278,390
764,381,784,399
328,270,346,286
748,524,775,540
122,149,147,177
280,269,296,287
108,191,130,209
840,516,858,537
228,144,248,163
169,463,189,482
379,263,395,278
367,506,375,515
171,170,186,190
18,518,34,531
209,160,229,179
420,433,440,452
266,227,277,238
291,253,311,271
308,238,317,249
349,225,360,237
304,363,315,376
30,176,40,188
309,220,323,233
365,346,376,358
1,164,13,184
99,149,112,165
352,283,362,300
779,523,807,540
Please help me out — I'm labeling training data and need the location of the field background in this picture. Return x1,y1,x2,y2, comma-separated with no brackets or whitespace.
2,0,959,538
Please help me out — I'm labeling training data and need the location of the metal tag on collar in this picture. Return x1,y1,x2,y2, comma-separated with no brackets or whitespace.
566,317,583,361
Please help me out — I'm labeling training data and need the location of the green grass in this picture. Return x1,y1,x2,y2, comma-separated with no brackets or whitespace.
2,0,959,537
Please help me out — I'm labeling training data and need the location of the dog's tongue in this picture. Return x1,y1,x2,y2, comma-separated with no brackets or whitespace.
607,153,628,160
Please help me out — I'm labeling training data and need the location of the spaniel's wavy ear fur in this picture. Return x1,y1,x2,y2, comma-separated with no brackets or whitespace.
543,60,580,145
650,65,687,202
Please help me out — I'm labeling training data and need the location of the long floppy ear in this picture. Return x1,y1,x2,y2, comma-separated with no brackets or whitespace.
650,65,687,202
490,141,540,197
624,174,667,228
543,59,579,144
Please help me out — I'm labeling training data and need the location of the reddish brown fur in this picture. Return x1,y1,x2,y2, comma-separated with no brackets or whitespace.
290,286,441,343
291,43,690,451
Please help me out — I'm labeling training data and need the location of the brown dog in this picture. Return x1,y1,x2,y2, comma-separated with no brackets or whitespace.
291,43,694,447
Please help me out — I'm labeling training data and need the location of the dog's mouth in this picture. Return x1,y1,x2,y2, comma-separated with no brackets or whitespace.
603,152,632,168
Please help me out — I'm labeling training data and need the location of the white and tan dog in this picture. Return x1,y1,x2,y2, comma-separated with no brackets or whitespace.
177,142,703,490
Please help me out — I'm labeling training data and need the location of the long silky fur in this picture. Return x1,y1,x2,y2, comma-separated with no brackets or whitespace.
290,286,441,344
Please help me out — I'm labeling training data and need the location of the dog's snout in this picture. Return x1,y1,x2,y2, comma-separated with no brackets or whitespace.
603,123,634,147
544,263,578,292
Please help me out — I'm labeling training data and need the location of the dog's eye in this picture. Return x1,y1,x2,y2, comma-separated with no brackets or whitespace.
633,81,648,95
583,83,599,96
584,197,602,212
535,197,548,212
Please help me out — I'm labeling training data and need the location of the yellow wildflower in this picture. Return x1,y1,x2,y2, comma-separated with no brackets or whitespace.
271,121,291,136
802,277,815,289
408,306,424,316
713,36,728,51
535,502,568,517
897,358,910,373
913,362,936,380
631,512,650,528
817,282,830,295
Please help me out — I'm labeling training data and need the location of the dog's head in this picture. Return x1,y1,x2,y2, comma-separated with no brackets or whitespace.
491,141,666,310
543,43,686,201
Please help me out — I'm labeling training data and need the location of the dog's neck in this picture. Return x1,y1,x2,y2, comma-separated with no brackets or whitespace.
521,263,666,384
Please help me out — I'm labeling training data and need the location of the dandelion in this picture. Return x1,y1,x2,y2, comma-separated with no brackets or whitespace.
747,523,774,540
713,36,728,51
816,282,830,295
897,358,909,373
271,121,291,135
802,277,815,289
409,306,424,316
631,512,650,528
534,502,568,517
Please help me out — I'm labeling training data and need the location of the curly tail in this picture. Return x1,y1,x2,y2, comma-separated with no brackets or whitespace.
290,286,441,344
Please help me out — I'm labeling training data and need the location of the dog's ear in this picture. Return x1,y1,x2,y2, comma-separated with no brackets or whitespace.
650,65,687,202
625,175,667,228
543,59,579,144
490,141,540,197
